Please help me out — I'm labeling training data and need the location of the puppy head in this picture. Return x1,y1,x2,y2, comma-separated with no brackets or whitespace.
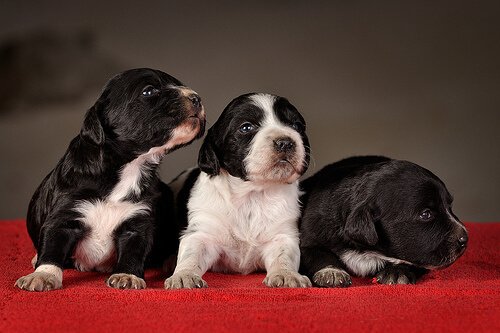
80,68,205,155
345,160,468,269
198,93,309,184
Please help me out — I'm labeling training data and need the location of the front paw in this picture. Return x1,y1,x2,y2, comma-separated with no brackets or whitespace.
264,270,312,288
106,273,146,289
15,272,62,292
164,271,208,289
375,265,417,285
313,266,352,288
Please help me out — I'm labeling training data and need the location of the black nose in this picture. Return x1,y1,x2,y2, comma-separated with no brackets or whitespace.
458,234,468,248
274,137,295,153
189,94,202,108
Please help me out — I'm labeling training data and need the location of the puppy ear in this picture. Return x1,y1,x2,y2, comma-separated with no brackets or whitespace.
198,129,220,176
345,204,379,246
80,105,104,145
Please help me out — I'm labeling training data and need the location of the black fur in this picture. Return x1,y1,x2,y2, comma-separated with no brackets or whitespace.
299,156,468,287
198,93,309,180
22,68,205,290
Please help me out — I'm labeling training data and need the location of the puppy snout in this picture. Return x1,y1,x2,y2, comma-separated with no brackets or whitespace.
188,93,202,109
274,137,295,153
457,233,468,248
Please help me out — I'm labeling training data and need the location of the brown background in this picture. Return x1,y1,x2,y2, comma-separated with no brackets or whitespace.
0,1,499,221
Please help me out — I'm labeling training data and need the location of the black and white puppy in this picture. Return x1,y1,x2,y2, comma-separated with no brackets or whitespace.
165,93,312,289
15,68,206,291
299,156,468,287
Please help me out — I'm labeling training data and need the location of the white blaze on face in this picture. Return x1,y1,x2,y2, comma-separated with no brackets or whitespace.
244,94,306,184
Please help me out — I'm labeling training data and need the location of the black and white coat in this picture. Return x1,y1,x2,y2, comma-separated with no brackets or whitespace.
165,93,312,289
15,68,205,291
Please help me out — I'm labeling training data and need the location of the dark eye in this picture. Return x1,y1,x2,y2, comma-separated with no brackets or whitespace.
418,209,434,221
291,121,304,132
239,122,255,133
141,85,160,97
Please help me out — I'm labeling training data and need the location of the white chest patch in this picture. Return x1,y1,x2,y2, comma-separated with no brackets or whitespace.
72,149,157,272
186,172,301,274
73,200,149,272
340,250,409,277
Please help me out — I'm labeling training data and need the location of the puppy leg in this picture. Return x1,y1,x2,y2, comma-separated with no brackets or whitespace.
164,234,219,289
106,218,153,290
15,220,83,291
300,246,352,288
375,263,428,285
262,235,311,288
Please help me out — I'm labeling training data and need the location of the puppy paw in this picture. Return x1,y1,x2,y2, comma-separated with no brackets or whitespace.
263,270,312,288
375,265,417,285
15,272,62,292
164,271,208,289
313,266,352,288
106,273,146,290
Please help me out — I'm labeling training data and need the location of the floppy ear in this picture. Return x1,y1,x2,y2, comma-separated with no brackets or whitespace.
345,203,379,246
80,105,104,145
198,129,220,176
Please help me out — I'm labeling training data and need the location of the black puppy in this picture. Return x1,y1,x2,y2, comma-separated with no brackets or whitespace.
15,68,206,291
299,156,468,287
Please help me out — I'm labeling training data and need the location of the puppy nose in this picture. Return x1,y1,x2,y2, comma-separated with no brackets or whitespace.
274,137,295,153
189,94,202,108
458,234,468,248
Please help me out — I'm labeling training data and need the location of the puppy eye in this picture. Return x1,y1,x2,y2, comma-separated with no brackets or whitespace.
239,122,255,133
291,121,305,132
419,209,434,221
141,85,160,97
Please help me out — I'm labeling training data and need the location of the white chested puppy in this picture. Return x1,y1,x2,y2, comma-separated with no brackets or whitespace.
165,93,312,288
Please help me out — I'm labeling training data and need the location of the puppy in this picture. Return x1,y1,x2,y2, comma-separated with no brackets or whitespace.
15,68,206,291
165,93,312,289
299,156,468,287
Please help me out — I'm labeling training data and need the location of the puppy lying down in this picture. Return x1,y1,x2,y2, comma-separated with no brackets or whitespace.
299,156,468,287
16,68,205,291
165,93,312,288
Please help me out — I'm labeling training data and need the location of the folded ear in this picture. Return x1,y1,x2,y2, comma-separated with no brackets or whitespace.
80,105,104,145
345,203,379,246
198,129,220,176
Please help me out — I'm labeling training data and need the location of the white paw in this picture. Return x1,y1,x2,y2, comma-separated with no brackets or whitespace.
164,271,207,289
106,273,146,290
263,270,312,288
313,266,352,288
15,272,62,292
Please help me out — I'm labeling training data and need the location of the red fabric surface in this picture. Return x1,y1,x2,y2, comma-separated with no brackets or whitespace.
0,220,498,333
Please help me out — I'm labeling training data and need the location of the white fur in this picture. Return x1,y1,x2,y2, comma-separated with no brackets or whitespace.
169,94,307,286
340,250,411,277
174,171,302,276
73,125,201,272
35,264,63,283
245,94,306,184
73,200,149,272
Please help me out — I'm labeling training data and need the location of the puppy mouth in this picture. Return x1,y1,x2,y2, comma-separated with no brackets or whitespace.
188,109,206,138
275,157,303,174
425,247,467,270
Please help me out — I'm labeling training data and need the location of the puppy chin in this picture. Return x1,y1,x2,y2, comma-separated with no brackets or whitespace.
248,160,303,184
423,247,466,270
164,113,206,152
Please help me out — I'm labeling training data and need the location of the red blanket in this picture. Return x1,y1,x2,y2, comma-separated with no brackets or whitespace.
0,220,498,333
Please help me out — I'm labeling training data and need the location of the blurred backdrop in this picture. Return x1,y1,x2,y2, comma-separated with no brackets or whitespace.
0,1,499,221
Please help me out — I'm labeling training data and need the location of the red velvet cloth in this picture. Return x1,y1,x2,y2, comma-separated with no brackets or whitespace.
0,220,498,333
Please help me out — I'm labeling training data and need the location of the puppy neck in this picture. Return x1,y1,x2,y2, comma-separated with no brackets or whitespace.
107,145,169,202
212,169,300,203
